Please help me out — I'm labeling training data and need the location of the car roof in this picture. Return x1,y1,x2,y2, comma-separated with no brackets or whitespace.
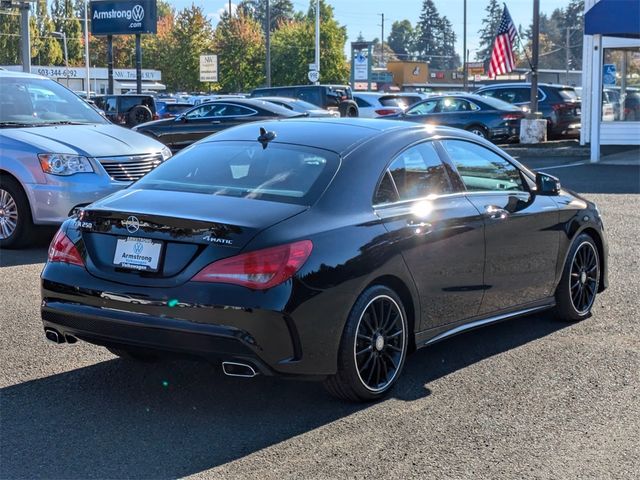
201,118,475,155
476,83,574,89
253,84,350,90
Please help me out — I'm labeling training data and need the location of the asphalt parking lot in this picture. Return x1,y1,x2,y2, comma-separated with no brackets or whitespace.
1,156,639,479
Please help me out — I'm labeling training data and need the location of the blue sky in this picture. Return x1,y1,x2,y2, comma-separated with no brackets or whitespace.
170,0,572,59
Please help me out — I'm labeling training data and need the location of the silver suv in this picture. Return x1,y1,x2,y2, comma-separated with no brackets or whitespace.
0,71,171,248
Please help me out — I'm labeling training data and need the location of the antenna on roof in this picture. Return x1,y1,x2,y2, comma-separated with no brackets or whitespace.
257,127,276,149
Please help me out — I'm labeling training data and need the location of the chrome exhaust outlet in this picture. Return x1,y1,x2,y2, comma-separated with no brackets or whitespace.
222,361,258,378
44,328,65,344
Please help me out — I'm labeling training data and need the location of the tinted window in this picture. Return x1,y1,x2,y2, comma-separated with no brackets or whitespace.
407,100,438,115
136,141,339,206
557,88,578,101
442,140,524,192
379,96,406,107
105,97,117,112
476,96,522,111
480,88,533,104
354,96,372,108
374,171,398,204
120,97,146,111
387,143,451,200
296,88,322,106
439,98,478,112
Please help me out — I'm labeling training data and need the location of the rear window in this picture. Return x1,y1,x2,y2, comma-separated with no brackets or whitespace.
379,96,406,107
135,141,339,206
557,88,578,101
476,96,522,111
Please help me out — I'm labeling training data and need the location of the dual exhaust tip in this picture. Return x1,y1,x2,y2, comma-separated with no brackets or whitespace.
45,329,258,378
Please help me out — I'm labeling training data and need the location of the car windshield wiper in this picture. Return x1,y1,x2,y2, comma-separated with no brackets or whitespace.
38,120,92,125
0,121,40,128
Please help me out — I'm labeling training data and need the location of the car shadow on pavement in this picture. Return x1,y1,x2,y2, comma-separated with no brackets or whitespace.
0,311,567,479
0,228,56,268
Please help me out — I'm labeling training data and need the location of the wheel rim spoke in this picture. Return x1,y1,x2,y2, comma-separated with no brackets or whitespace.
354,295,406,392
569,242,599,314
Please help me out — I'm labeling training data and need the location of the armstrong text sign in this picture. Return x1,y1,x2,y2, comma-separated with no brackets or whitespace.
91,0,157,35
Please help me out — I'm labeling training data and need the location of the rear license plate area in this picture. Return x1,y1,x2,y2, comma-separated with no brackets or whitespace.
113,237,163,272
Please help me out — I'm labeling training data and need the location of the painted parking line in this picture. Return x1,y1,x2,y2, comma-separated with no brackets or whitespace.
537,161,590,170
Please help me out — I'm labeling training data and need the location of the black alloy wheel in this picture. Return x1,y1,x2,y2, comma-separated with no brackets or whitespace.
466,125,489,139
324,286,408,402
554,233,600,321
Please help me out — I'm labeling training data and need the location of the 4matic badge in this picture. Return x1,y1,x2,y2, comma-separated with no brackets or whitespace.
203,233,233,245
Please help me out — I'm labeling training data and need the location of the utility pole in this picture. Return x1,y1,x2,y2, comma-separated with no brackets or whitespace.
463,0,467,91
19,1,30,73
84,0,90,95
379,13,384,66
530,0,540,115
565,26,570,85
266,0,271,86
314,0,320,85
228,0,232,16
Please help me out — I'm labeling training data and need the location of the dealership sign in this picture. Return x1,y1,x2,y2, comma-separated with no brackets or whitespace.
91,0,157,35
199,55,218,82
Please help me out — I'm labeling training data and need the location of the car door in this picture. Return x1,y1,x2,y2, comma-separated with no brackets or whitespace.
440,139,560,314
437,97,481,129
373,141,486,330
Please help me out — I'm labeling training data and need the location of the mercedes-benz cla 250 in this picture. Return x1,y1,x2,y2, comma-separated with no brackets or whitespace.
41,119,608,402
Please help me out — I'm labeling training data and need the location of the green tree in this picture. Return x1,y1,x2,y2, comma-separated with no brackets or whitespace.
0,7,20,65
475,0,502,63
439,17,460,70
387,20,415,59
32,0,63,66
271,0,348,86
51,0,84,65
237,0,294,32
160,5,216,91
415,0,443,67
214,12,265,92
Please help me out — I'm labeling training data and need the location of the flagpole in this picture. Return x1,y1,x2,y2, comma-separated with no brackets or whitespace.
530,0,540,114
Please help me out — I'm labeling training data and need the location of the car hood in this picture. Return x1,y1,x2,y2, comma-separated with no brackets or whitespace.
1,123,165,157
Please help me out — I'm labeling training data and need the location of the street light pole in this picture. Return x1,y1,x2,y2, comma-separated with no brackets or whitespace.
463,0,467,91
84,0,90,96
19,1,30,73
314,0,320,84
530,0,540,115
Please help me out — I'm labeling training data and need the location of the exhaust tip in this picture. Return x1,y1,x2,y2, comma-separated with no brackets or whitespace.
222,361,258,378
44,328,64,344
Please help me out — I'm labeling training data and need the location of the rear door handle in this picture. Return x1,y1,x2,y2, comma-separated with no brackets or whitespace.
485,205,509,220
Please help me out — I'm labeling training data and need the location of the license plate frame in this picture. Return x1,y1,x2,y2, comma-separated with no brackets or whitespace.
113,236,163,272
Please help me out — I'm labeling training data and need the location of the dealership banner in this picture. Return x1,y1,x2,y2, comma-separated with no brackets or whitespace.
91,0,157,35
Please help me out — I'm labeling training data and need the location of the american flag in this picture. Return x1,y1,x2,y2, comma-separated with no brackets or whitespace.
488,6,518,78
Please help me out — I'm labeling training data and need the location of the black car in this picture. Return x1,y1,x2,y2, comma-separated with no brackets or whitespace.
251,84,359,117
156,101,193,119
474,83,581,138
133,98,300,151
41,119,608,402
391,93,524,142
93,94,158,127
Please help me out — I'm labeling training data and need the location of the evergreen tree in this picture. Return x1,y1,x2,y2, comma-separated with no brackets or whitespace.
0,7,20,65
387,20,415,59
475,0,502,63
51,0,84,65
414,0,441,67
237,0,294,32
440,17,460,70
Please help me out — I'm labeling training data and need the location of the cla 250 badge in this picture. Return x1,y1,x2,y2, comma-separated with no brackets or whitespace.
203,234,233,245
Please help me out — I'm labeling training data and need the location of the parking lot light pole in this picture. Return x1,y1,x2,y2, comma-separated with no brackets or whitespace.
52,31,69,83
266,0,271,87
84,0,90,96
314,0,320,84
19,1,30,73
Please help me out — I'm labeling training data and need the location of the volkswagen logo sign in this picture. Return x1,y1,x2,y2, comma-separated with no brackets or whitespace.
123,215,140,234
133,241,144,255
132,4,145,22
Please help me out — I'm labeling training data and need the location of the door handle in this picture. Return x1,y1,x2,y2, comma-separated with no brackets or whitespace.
211,120,221,124
407,220,432,233
485,205,509,220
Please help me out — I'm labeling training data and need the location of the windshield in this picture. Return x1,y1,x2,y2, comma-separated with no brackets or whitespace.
135,141,340,206
0,76,107,126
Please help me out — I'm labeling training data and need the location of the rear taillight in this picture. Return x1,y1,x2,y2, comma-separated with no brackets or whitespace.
48,230,84,266
191,240,313,290
375,109,398,116
502,113,523,121
552,103,570,112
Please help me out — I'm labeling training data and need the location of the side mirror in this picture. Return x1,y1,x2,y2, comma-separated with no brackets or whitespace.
535,172,561,195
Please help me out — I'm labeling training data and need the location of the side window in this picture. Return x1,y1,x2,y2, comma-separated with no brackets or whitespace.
374,171,399,204
219,104,255,116
406,100,438,115
440,98,474,112
387,143,452,201
442,140,525,192
354,97,371,108
105,97,117,112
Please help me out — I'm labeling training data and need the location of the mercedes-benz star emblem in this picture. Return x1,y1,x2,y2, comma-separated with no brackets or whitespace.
124,215,140,233
132,5,145,22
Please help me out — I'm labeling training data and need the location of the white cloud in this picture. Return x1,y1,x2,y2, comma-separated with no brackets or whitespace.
208,2,238,24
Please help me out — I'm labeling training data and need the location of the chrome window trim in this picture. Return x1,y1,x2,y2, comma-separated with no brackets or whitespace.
187,103,258,119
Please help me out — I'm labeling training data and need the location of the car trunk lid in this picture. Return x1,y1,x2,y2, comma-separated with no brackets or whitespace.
77,188,307,287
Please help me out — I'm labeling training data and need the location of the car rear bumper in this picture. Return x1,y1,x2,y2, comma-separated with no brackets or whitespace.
40,264,341,378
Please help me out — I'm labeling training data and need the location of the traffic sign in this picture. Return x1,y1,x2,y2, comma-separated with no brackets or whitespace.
308,70,319,82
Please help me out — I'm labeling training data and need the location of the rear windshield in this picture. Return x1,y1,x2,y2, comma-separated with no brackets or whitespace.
135,141,339,205
557,88,578,101
379,96,406,107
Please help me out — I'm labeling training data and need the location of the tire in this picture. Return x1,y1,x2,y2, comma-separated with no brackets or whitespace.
107,346,158,362
324,285,409,402
127,105,153,127
338,102,358,118
0,175,34,249
465,125,489,140
554,233,601,322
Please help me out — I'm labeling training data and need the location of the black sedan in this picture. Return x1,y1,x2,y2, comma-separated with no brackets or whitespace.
391,93,524,142
41,119,608,402
133,98,300,151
